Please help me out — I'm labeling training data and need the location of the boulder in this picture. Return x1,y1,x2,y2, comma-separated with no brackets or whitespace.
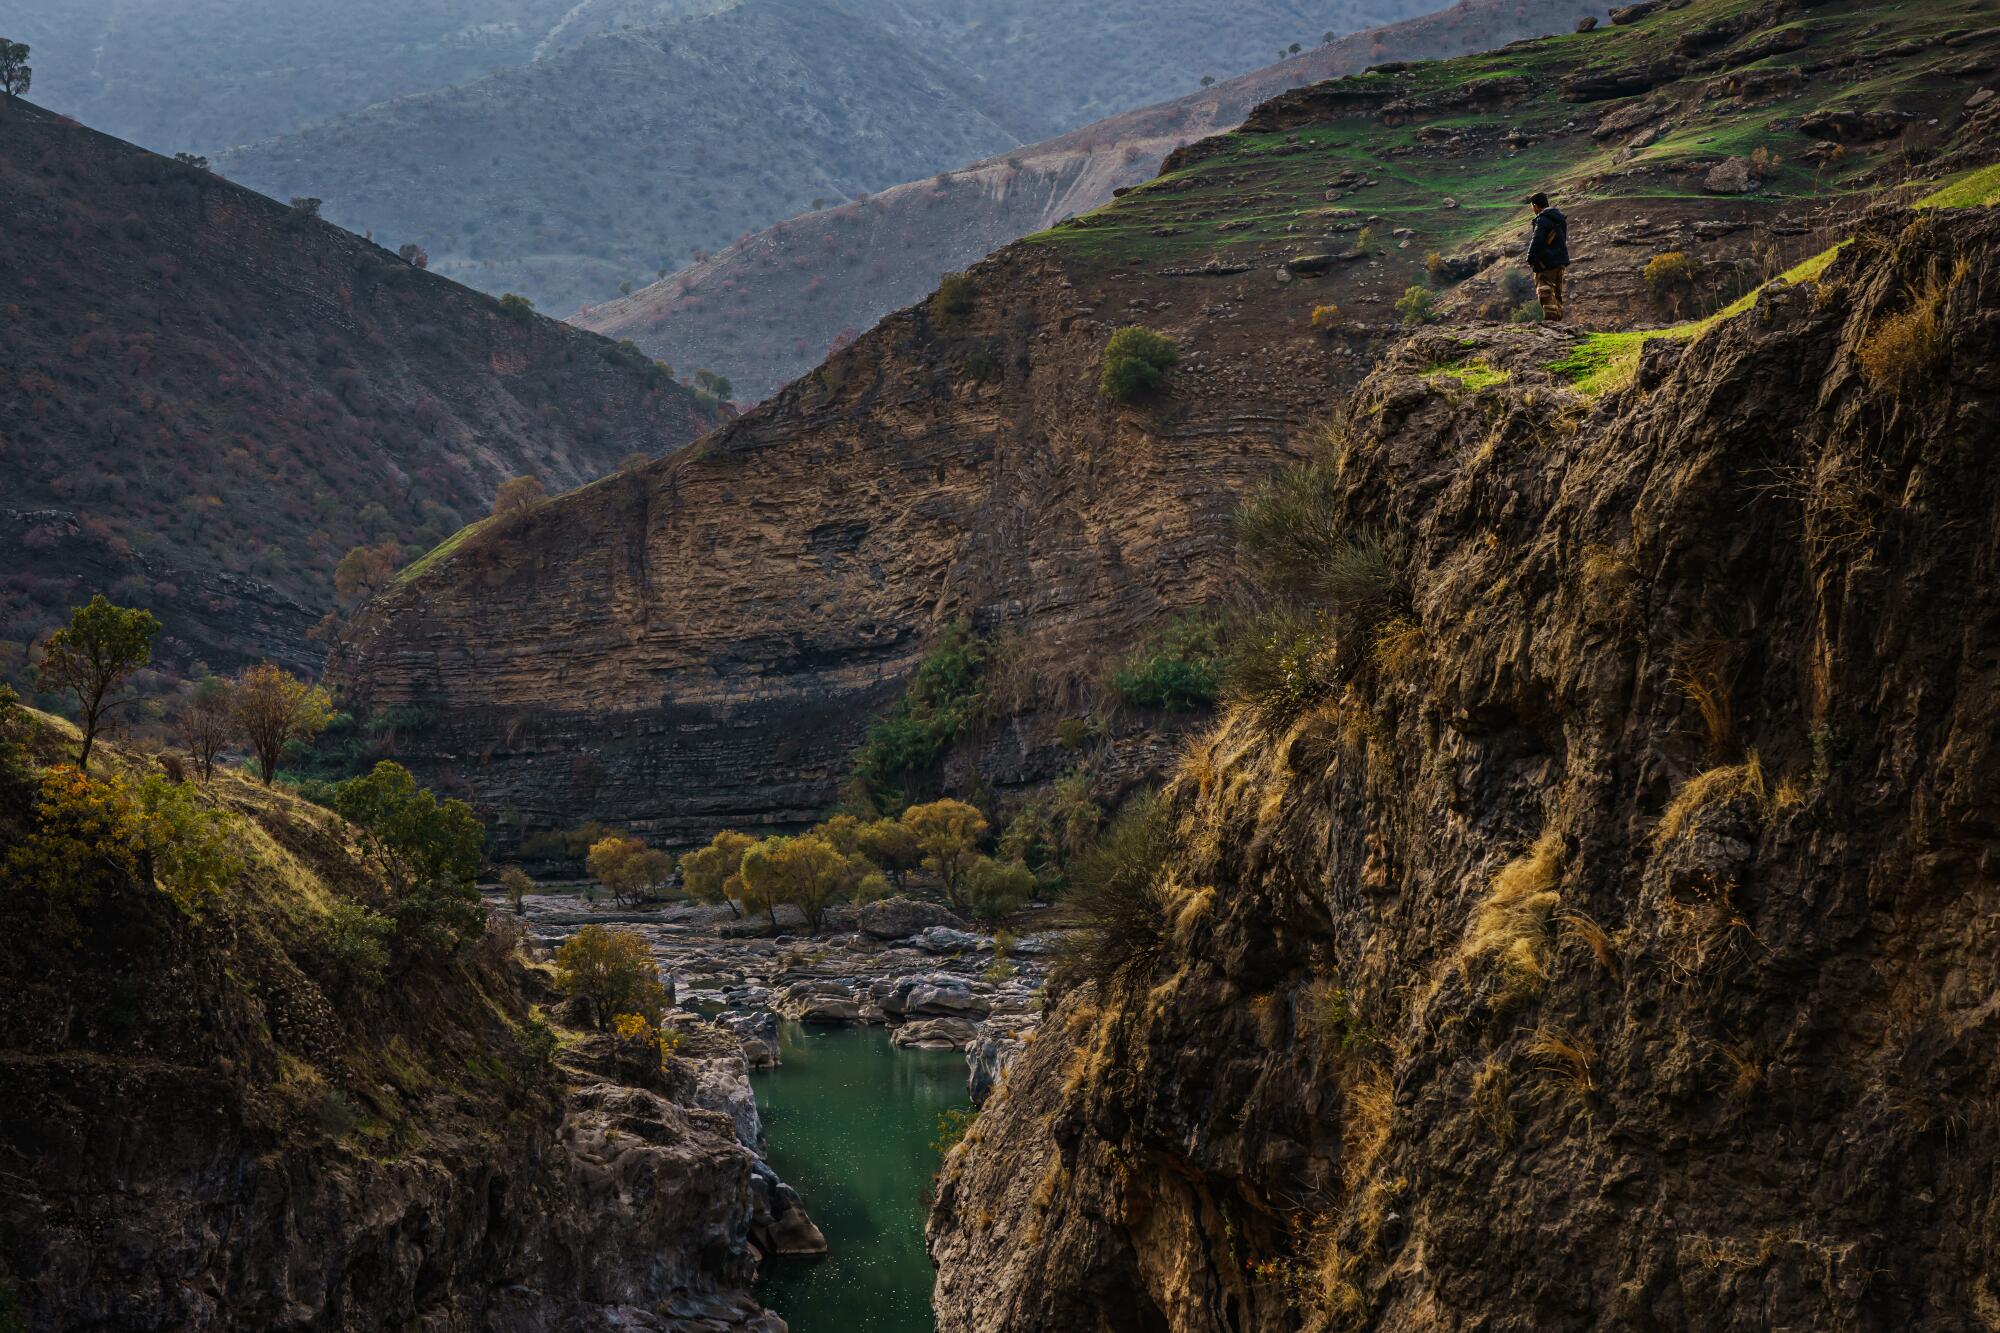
1703,157,1759,194
906,982,992,1018
1593,95,1671,140
891,1017,981,1050
750,1160,828,1256
775,979,863,1023
717,1010,780,1069
856,896,963,940
909,925,985,954
1576,15,1597,31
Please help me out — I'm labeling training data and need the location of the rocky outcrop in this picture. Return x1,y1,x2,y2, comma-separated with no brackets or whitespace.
928,209,2000,1330
0,732,780,1331
333,236,1331,845
858,896,967,940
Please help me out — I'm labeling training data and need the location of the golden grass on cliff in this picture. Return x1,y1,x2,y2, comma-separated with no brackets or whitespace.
1557,909,1618,972
1525,1025,1597,1105
1857,261,1949,394
1469,1056,1516,1142
1463,830,1562,1004
1652,750,1767,849
1370,616,1426,680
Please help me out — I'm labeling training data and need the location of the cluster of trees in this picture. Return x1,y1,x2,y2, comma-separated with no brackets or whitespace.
30,595,335,782
677,796,1076,930
540,791,1095,934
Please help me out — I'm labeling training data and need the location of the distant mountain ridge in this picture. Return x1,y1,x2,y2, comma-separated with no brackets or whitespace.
203,0,1448,315
0,99,716,686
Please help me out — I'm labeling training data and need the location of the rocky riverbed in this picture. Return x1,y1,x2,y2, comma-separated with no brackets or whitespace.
507,887,1052,1136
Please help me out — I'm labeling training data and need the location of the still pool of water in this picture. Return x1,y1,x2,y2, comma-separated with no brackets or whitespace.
753,1021,967,1333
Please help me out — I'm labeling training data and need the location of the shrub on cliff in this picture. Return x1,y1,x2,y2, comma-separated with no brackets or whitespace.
5,763,241,941
1056,792,1172,990
1110,614,1225,712
328,760,485,950
555,924,665,1030
314,899,395,991
1099,327,1179,403
1643,251,1701,314
853,622,993,801
933,271,975,320
1395,284,1434,327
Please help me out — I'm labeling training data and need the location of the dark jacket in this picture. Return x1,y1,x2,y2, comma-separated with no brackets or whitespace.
1527,207,1569,271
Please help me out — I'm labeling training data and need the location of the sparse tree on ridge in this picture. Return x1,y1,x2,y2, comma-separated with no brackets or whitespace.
177,675,234,781
492,475,546,520
35,596,160,772
232,664,333,784
333,540,402,604
0,40,30,109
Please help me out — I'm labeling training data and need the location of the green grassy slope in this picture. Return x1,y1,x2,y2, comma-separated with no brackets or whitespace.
1027,0,1997,275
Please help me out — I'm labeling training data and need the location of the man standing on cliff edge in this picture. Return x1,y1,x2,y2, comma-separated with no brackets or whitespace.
1525,192,1570,323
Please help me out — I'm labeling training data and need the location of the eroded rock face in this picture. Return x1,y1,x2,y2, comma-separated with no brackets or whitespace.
331,241,1336,849
928,209,2000,1331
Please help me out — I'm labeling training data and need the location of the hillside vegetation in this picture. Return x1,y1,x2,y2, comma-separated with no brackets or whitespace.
0,697,781,1328
0,99,716,687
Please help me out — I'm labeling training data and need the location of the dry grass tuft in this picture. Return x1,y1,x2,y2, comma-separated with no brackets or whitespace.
1470,1056,1516,1142
1579,544,1636,622
1526,1025,1598,1104
1670,644,1736,757
1371,616,1427,678
1856,263,1950,394
1714,1040,1766,1100
1342,1061,1394,1190
1653,750,1768,849
1464,830,1563,1003
1558,909,1618,971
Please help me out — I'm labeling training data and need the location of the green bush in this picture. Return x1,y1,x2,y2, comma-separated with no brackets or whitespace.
329,761,485,951
966,857,1035,921
1395,284,1434,327
1056,793,1174,990
1237,462,1344,598
933,1105,977,1156
315,899,395,990
498,293,537,323
933,271,975,319
1099,327,1180,403
1222,607,1340,723
1111,614,1225,712
853,622,993,799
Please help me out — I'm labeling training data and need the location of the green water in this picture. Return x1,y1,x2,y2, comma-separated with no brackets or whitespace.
753,1021,967,1333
